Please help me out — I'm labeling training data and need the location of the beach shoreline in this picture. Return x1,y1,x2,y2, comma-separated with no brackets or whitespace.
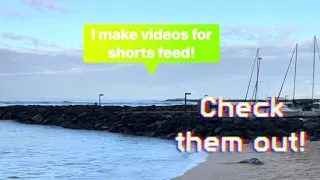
171,143,263,180
171,152,211,180
171,141,320,180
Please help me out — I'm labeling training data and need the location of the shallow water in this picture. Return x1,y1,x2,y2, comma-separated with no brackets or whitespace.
0,121,207,180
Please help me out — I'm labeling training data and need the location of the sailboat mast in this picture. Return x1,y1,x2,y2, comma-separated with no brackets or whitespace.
278,46,296,99
255,51,261,103
245,49,259,101
293,43,298,101
312,36,316,103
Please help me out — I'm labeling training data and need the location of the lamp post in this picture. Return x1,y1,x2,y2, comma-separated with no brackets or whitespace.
98,94,104,106
184,92,191,113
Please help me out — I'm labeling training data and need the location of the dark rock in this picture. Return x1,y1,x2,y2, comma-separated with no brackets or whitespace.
219,130,235,136
133,123,148,132
32,114,44,123
166,133,177,139
227,130,244,136
206,130,217,136
78,112,87,118
263,128,290,137
0,105,319,141
42,118,52,124
192,126,207,137
214,123,233,134
303,121,320,130
94,121,105,129
313,128,320,136
309,136,320,141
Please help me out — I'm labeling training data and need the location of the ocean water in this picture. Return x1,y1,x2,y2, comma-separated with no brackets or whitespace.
0,99,206,180
0,98,198,107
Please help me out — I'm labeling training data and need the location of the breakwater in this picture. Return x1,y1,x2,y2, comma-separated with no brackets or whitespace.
1,105,320,141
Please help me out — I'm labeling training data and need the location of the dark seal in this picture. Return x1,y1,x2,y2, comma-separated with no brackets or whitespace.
239,158,264,165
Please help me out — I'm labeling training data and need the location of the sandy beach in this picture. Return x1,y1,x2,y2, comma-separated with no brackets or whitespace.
173,142,320,180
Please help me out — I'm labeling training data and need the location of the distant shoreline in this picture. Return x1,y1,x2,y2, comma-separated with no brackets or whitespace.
165,98,320,103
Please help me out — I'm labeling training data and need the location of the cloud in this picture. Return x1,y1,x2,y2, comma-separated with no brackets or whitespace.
0,64,132,76
221,26,308,41
1,33,65,49
0,25,320,99
0,1,67,19
2,26,316,59
20,0,67,13
1,26,318,77
1,26,317,64
0,12,35,19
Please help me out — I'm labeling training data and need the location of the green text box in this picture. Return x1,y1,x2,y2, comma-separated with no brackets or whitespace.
83,24,220,74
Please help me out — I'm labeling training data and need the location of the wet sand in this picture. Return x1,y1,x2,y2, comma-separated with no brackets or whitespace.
172,142,320,180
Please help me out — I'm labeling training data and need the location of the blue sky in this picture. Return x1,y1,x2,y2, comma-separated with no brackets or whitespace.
0,0,320,100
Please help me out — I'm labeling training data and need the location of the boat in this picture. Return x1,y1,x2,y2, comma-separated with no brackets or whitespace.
278,36,320,116
244,49,303,117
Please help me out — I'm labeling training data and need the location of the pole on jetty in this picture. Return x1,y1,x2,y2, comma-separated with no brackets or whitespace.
98,94,104,106
184,92,191,114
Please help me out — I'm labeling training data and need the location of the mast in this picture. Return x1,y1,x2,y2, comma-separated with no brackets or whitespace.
312,36,316,104
293,43,298,102
278,46,296,99
245,49,259,101
251,84,256,103
255,55,261,103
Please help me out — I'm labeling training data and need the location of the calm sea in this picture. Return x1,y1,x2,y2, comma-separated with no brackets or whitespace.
0,98,198,107
0,98,205,180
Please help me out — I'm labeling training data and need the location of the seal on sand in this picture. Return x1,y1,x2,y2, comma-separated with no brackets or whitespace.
239,158,264,165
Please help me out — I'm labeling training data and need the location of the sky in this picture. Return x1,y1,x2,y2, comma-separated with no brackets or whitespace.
1,0,320,100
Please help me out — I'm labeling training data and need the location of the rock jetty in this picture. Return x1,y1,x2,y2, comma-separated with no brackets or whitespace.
1,105,320,141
